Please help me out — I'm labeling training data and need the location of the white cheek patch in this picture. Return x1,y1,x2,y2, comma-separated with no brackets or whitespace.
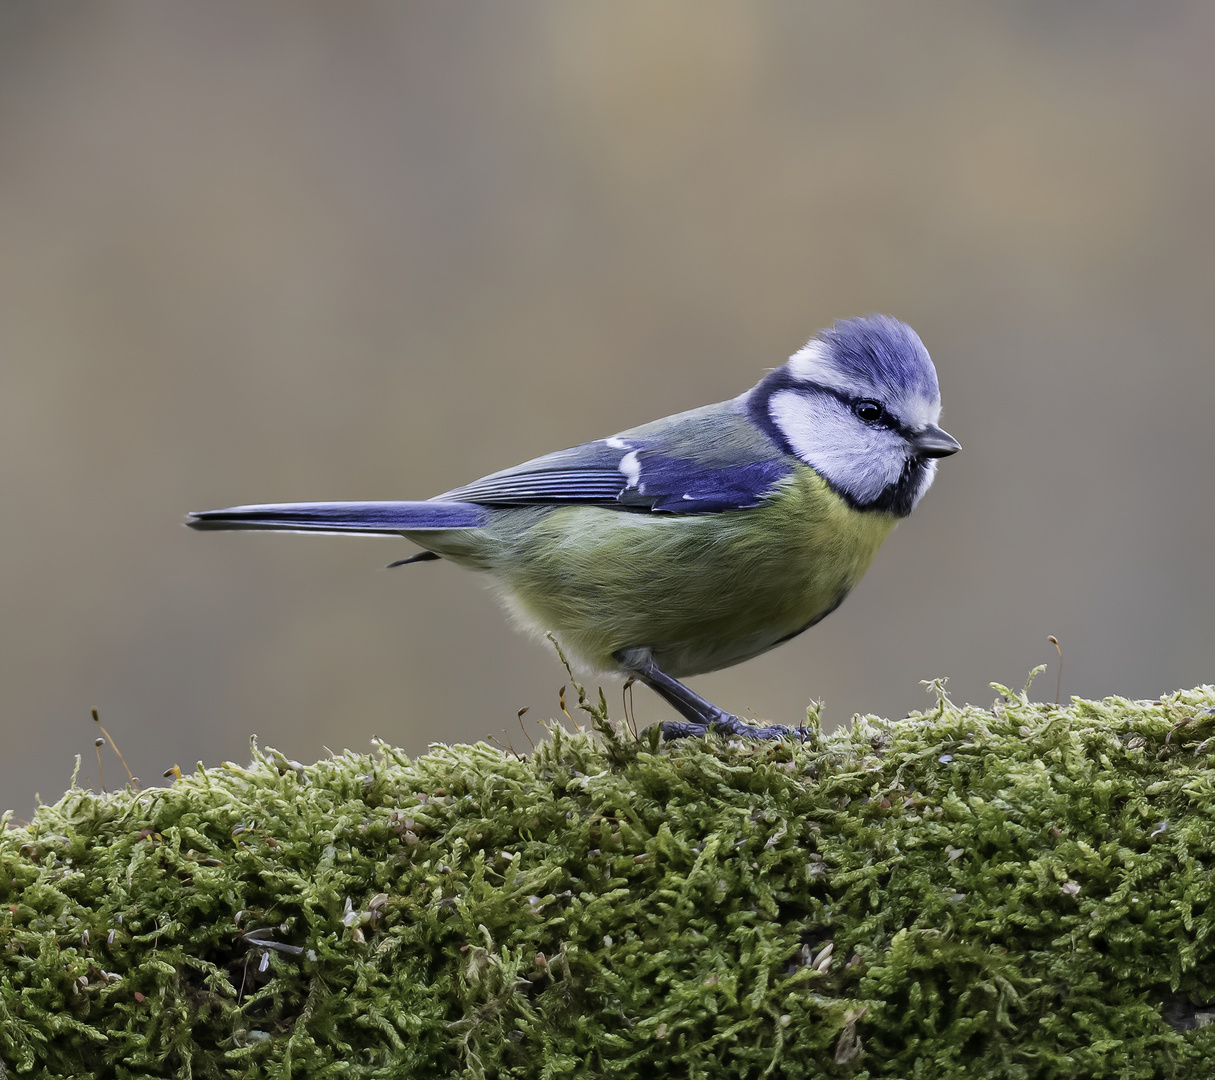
769,389,908,505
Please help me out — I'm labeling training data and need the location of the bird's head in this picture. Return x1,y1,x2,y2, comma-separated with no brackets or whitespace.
748,315,960,516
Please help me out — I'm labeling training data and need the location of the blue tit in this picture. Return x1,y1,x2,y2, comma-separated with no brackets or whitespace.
189,314,959,740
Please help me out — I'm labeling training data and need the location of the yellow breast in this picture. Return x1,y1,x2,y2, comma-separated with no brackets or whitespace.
464,464,898,676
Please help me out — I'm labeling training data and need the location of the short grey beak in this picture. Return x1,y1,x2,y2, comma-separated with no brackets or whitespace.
912,424,961,459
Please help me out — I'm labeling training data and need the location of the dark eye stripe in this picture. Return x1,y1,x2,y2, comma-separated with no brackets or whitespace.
783,378,908,430
747,369,919,456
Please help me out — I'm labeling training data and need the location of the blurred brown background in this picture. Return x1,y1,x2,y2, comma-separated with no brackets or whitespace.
2,2,1212,814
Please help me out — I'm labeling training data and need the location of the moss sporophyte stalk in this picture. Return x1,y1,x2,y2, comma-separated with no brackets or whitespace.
2,682,1215,1078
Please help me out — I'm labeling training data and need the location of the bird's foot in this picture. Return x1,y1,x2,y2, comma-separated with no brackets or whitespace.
612,647,816,743
660,716,815,742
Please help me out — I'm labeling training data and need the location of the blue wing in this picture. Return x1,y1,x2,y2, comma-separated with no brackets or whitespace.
441,400,792,514
188,401,793,533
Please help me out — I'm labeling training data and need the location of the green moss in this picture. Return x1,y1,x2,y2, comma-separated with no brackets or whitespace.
3,681,1215,1078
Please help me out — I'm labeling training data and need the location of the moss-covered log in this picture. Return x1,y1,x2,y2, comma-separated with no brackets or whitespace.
2,680,1215,1078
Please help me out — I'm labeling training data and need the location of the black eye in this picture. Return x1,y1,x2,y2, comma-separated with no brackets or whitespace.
853,399,886,424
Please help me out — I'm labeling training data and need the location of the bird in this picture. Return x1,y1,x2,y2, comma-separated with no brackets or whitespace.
189,315,959,741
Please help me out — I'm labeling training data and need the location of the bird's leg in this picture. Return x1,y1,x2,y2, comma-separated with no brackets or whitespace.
613,647,812,742
615,648,737,738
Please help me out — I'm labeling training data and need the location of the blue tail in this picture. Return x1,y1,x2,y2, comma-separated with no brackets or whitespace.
187,500,487,535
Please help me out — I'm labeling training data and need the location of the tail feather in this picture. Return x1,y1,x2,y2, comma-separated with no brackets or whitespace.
186,500,487,535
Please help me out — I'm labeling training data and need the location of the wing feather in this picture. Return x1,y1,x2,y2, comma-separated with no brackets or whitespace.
440,401,793,514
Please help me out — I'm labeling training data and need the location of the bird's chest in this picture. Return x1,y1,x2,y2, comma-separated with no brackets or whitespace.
498,466,896,675
688,471,896,655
